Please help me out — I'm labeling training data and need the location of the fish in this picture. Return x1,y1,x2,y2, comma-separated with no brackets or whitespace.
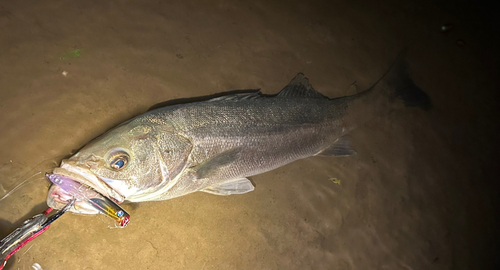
46,57,431,215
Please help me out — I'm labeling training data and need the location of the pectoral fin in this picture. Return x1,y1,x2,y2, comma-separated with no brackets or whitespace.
190,148,242,179
316,136,356,157
201,178,255,196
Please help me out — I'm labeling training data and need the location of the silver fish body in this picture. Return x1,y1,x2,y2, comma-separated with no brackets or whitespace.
47,66,430,214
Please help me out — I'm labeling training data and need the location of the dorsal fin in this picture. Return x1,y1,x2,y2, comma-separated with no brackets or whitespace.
277,73,327,99
208,91,262,102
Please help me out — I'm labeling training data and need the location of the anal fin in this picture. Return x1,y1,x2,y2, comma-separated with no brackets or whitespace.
201,178,254,196
316,136,356,157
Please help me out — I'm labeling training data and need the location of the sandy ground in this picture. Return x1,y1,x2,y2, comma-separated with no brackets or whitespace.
0,0,499,269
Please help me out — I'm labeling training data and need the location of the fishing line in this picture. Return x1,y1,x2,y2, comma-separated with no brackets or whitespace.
0,172,42,202
0,156,66,203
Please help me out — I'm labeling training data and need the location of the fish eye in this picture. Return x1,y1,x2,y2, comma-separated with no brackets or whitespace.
109,151,129,170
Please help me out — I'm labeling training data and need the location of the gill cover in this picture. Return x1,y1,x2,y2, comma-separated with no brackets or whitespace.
123,129,193,202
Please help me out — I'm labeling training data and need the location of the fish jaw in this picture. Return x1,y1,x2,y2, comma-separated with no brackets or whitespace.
46,162,126,214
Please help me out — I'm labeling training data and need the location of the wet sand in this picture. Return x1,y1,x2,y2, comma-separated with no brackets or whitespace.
0,0,498,269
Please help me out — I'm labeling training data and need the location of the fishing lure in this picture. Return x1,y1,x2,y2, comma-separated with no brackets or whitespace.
46,173,130,228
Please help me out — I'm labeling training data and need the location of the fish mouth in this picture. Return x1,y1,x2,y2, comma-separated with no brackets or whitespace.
47,163,125,214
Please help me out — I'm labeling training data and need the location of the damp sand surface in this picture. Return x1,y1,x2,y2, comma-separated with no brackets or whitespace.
0,0,499,269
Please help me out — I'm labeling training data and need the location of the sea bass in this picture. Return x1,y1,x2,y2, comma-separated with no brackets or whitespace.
47,61,430,214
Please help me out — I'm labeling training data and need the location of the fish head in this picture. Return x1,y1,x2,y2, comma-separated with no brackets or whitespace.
47,118,192,214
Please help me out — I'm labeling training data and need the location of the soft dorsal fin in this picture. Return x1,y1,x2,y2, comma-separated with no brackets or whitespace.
277,73,327,99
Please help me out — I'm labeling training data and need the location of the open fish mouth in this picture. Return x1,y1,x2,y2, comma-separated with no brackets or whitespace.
47,163,125,215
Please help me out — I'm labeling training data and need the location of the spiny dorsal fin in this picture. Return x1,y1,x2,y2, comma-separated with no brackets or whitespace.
208,91,262,102
277,73,327,99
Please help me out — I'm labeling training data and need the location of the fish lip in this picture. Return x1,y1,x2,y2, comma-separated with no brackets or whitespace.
52,163,125,204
